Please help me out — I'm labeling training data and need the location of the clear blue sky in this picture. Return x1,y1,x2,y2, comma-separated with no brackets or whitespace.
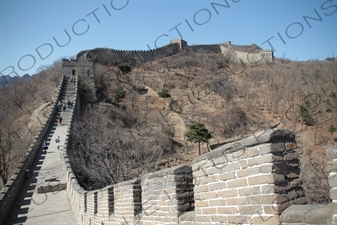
1,0,336,76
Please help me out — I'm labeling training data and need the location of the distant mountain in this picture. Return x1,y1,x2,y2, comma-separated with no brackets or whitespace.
0,74,30,88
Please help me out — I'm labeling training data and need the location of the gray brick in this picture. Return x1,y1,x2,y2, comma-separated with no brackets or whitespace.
248,174,285,185
271,142,285,153
221,161,241,172
227,178,248,188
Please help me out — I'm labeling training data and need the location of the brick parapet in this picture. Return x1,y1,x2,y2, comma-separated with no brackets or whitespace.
141,165,194,224
279,146,337,225
62,128,309,225
192,129,303,225
326,146,337,202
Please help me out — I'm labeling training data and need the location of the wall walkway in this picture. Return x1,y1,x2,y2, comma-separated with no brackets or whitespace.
2,76,78,225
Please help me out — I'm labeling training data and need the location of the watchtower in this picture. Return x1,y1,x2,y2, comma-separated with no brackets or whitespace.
170,38,187,50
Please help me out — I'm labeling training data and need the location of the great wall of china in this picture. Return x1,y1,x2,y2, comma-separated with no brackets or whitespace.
76,39,274,65
0,40,336,225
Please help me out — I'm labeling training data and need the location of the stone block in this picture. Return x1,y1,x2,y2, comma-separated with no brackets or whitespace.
210,215,227,223
226,215,248,224
198,175,216,185
329,173,337,188
227,178,248,188
201,207,217,214
326,146,337,160
238,205,261,215
195,215,211,222
247,154,282,166
210,153,231,166
217,206,237,214
195,200,209,207
249,215,280,224
226,197,250,205
281,204,337,224
258,143,272,155
232,147,259,160
237,166,260,178
218,171,236,181
248,174,285,185
208,182,227,191
250,194,287,205
193,169,208,178
285,142,297,150
264,203,289,214
284,152,299,161
206,167,221,175
221,161,241,172
325,160,337,174
208,199,226,207
194,185,209,193
294,196,307,205
330,187,337,200
192,159,208,171
239,159,248,169
199,192,217,200
271,142,285,152
260,162,288,173
239,186,261,196
289,178,303,188
218,189,239,198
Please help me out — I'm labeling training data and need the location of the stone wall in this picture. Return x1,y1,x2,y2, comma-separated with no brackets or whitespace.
62,128,320,225
188,44,222,53
191,129,304,225
220,45,274,64
0,75,66,224
280,146,337,225
84,42,180,67
141,166,194,224
80,39,273,69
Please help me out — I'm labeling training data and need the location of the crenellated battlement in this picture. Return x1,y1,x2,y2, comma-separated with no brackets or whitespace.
61,121,335,225
76,39,274,67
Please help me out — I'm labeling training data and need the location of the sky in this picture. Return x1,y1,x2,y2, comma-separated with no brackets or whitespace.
0,0,336,76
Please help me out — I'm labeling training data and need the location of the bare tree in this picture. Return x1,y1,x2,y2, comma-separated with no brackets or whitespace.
157,132,172,167
0,119,23,187
70,106,161,190
9,80,28,111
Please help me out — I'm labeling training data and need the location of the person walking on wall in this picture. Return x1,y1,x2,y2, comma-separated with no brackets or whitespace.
42,140,48,152
58,116,63,125
55,136,61,149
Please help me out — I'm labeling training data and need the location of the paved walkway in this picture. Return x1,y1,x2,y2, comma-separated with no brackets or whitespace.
7,78,78,225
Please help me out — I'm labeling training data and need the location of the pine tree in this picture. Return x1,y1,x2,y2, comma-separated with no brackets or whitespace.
184,122,213,155
117,62,132,75
158,88,171,98
114,85,126,103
